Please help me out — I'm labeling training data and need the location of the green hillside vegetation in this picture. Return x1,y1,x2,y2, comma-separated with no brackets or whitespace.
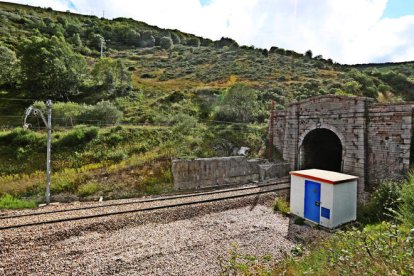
0,2,413,204
1,2,414,274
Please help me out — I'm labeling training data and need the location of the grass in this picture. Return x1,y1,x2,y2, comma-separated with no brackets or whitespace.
0,194,36,209
222,223,414,275
77,182,100,197
273,222,414,275
219,243,275,275
273,197,290,215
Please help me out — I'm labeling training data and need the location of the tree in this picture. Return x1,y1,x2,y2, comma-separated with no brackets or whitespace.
170,32,181,44
68,33,83,51
92,58,131,93
115,59,131,89
214,83,259,123
186,37,200,47
305,49,313,58
0,45,19,87
20,35,87,100
88,33,105,51
160,36,173,50
214,37,239,48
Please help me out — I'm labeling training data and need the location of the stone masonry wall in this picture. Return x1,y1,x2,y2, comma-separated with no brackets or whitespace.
367,103,413,188
272,95,414,201
172,156,290,190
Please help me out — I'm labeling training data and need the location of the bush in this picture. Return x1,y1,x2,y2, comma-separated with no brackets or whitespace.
33,101,123,125
159,36,173,50
357,181,402,225
213,83,260,123
79,101,123,124
55,126,98,148
0,194,36,209
400,173,414,227
0,128,45,147
106,149,127,162
77,182,100,197
186,37,200,47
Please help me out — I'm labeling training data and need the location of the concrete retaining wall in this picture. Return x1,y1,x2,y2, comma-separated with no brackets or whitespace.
172,156,289,190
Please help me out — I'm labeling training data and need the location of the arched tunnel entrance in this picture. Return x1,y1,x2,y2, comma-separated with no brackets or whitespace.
300,128,343,172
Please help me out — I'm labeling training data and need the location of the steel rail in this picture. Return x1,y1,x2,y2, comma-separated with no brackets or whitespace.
0,179,289,220
0,186,289,231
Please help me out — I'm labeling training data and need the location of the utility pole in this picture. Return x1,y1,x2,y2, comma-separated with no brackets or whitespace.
45,100,52,204
23,100,53,205
100,37,109,58
100,37,105,58
268,100,275,161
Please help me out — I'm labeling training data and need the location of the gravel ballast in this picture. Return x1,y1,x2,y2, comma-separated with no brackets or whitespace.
0,194,302,275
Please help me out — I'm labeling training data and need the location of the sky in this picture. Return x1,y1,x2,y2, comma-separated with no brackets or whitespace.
7,0,414,64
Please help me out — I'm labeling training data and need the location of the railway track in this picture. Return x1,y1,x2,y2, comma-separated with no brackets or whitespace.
0,179,289,230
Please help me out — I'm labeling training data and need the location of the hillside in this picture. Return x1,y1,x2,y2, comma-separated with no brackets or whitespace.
0,1,414,203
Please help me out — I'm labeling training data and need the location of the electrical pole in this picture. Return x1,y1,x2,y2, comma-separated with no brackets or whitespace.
45,100,52,204
23,100,53,205
100,37,104,58
268,100,275,161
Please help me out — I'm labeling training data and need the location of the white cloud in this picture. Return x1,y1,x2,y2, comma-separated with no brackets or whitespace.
6,0,414,63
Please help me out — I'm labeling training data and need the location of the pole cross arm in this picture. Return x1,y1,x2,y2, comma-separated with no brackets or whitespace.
23,100,53,204
23,106,48,128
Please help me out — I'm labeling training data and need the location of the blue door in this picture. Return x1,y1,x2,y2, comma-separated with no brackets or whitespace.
304,180,321,223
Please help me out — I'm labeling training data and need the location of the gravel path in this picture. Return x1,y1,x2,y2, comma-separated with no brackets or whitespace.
0,194,301,275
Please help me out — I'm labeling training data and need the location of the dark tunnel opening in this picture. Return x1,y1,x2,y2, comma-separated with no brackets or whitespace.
301,128,342,172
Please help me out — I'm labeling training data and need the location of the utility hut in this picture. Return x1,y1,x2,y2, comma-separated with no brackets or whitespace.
290,169,357,229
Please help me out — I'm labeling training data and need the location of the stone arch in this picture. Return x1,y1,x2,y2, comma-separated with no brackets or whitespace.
298,124,346,172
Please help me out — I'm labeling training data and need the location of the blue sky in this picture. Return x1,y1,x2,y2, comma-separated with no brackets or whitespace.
7,0,414,64
383,0,414,18
199,0,212,6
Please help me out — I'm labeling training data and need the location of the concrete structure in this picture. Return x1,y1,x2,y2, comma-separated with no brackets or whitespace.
272,95,414,200
290,169,357,229
172,156,289,190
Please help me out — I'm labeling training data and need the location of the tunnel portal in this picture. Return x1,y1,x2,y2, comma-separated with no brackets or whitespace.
301,128,342,172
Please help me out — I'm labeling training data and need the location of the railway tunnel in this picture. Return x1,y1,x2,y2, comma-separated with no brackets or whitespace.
300,128,342,172
272,95,414,200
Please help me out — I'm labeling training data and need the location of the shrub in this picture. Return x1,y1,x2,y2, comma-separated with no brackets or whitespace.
213,83,260,123
106,149,128,162
357,180,402,225
105,133,124,146
33,101,123,125
400,173,414,227
186,37,200,47
159,36,173,50
0,128,45,147
79,101,123,124
170,32,181,44
55,126,98,148
77,182,100,197
0,194,36,209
